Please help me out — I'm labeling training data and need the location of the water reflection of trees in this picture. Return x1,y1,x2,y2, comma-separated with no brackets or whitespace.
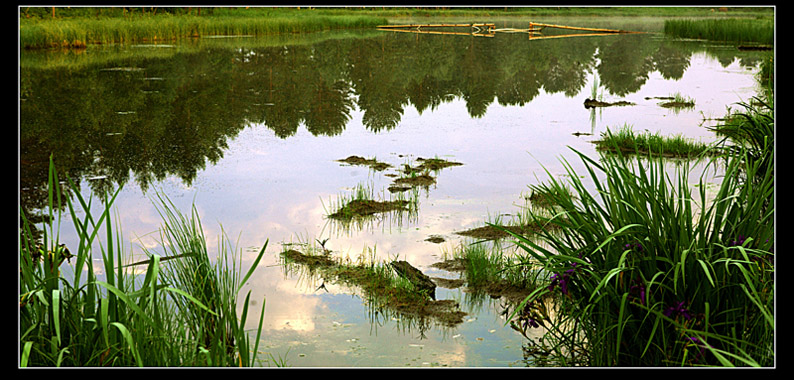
20,30,767,220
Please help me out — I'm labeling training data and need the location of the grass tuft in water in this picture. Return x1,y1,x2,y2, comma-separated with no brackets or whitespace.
324,181,419,221
594,124,718,158
663,18,774,45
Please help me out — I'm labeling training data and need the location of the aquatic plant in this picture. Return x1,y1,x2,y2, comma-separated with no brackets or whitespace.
503,125,774,366
279,245,467,327
19,157,268,367
324,181,419,221
20,10,388,49
663,18,774,45
594,124,718,158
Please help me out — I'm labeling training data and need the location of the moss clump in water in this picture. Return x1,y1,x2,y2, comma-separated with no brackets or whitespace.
328,199,410,220
336,155,392,171
393,174,436,188
455,224,551,241
280,249,467,327
414,157,463,172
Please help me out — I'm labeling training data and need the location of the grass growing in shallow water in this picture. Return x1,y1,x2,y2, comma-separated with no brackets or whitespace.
594,124,718,158
324,182,418,221
664,18,774,45
19,157,268,367
502,101,773,366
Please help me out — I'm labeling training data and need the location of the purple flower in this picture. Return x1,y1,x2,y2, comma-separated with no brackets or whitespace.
729,235,746,247
624,242,643,252
548,259,583,295
663,301,692,320
548,272,571,295
524,318,539,329
629,278,646,305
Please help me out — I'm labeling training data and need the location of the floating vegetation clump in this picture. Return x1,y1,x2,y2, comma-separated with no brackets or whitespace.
328,199,411,220
455,224,548,241
413,156,463,172
583,98,635,109
393,173,436,188
658,92,695,110
325,182,418,221
336,155,392,171
594,124,718,158
280,247,467,327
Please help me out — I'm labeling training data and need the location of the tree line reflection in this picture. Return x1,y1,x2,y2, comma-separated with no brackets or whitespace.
19,30,766,225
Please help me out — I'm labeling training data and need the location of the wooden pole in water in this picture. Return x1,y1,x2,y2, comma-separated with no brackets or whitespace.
377,23,496,29
529,22,639,34
528,32,633,41
378,28,495,37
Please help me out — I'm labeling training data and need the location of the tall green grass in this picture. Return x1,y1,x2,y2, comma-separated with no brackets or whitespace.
20,13,388,49
503,100,774,366
664,18,774,45
595,124,717,158
19,157,268,367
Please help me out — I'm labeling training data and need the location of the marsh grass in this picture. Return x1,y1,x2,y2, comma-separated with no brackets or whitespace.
501,100,774,366
19,157,268,367
595,124,718,158
658,92,696,112
449,239,545,293
20,12,388,49
324,181,419,222
663,18,774,45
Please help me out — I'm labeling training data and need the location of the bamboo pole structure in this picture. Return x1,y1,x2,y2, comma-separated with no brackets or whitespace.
377,23,495,29
528,22,641,34
376,22,644,39
528,32,633,41
377,27,495,37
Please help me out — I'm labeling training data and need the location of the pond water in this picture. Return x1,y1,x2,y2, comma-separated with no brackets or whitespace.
19,17,769,367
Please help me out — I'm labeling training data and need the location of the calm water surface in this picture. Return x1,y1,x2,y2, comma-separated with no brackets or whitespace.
19,18,768,367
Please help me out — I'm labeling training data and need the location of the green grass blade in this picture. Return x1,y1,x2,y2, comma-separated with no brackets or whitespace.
109,322,142,367
161,287,219,316
251,296,267,367
237,239,268,294
52,289,61,346
20,341,33,367
95,281,155,328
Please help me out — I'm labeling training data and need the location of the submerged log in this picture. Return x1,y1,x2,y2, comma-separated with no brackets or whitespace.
389,260,437,300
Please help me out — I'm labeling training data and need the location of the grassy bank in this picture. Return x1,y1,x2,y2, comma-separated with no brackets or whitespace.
19,6,773,49
19,8,388,49
664,18,774,45
19,160,269,367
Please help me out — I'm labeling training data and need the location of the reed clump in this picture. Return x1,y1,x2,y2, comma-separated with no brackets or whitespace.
503,100,774,366
20,11,388,49
594,124,718,158
663,18,773,45
19,157,268,367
